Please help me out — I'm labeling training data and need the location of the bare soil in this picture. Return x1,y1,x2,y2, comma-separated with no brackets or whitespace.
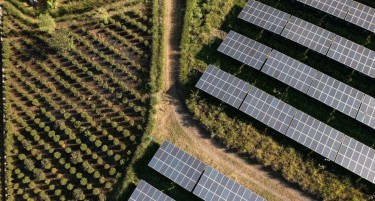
153,0,316,200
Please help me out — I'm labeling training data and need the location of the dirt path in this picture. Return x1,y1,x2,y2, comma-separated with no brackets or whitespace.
153,0,315,200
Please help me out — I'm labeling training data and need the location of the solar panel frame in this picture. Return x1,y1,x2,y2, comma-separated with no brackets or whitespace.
239,86,297,134
148,141,206,191
307,71,364,118
297,0,354,19
193,166,265,201
281,16,336,55
218,31,272,70
345,1,375,33
238,0,291,34
326,35,375,78
286,110,345,161
261,50,317,94
356,95,375,129
195,65,252,108
335,136,375,184
129,180,175,201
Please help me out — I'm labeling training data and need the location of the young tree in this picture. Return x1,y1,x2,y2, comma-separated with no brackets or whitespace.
38,13,56,34
70,151,83,164
47,28,74,53
96,8,109,24
73,188,85,200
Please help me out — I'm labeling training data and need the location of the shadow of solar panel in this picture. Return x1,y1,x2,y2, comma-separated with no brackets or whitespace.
281,16,335,55
356,95,375,129
345,1,375,33
129,180,175,201
262,50,317,93
148,141,206,191
195,65,252,108
238,0,291,34
327,35,375,78
286,111,344,161
193,166,265,201
218,31,272,70
239,87,297,134
307,71,364,118
297,0,353,19
335,136,375,184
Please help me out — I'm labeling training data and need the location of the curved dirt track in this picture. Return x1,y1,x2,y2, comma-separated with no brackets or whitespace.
153,0,315,200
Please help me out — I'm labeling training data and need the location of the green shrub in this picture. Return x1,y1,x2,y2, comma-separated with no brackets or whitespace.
38,13,56,33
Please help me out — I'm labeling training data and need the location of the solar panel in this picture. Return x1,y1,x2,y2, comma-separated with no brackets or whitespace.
345,1,375,33
129,180,175,201
286,110,345,160
334,136,375,184
281,16,336,55
307,71,364,118
297,0,353,19
238,0,291,34
239,86,297,134
148,141,206,191
217,31,272,70
356,95,375,129
193,166,265,201
261,50,317,94
195,65,252,108
326,35,375,78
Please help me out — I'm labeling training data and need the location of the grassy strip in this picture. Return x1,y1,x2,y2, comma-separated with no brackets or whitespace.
186,93,370,200
107,0,165,199
149,0,164,92
179,0,196,85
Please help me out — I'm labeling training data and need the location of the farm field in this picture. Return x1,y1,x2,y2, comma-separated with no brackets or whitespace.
1,0,375,201
180,0,375,200
1,0,163,200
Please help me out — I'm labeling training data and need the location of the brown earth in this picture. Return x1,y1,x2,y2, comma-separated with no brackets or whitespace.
152,0,316,200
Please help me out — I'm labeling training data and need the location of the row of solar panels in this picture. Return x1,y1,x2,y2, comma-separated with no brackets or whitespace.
238,0,375,78
196,65,375,184
297,0,375,33
147,141,266,201
129,180,175,201
218,30,375,130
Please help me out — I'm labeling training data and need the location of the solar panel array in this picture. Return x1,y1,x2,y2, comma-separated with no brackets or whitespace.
286,111,345,160
335,136,375,184
196,67,375,184
262,50,317,94
345,1,375,33
195,65,252,108
297,0,375,34
297,0,353,19
129,180,175,201
356,95,375,129
217,30,375,127
193,166,265,201
239,87,297,134
238,1,375,78
307,71,364,118
148,141,206,191
326,35,375,78
281,16,336,55
238,0,291,34
217,31,272,70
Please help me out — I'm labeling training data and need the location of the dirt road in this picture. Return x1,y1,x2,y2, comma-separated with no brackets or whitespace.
153,0,315,200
